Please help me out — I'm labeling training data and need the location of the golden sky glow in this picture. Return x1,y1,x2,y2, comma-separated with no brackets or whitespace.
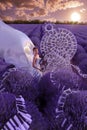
71,12,81,22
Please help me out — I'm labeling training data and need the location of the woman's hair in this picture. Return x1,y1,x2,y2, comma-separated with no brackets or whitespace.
33,47,38,51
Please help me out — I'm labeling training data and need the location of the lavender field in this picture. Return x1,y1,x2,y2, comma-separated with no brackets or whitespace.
0,22,87,130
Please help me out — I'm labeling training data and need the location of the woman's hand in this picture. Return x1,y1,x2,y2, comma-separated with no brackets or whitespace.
37,68,42,72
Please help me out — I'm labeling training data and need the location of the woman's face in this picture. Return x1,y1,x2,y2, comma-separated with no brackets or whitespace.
33,48,38,55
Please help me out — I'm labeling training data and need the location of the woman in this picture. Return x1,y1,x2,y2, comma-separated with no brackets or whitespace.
32,47,42,82
32,47,42,71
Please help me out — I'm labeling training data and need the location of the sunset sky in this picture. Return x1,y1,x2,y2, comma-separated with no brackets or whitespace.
0,0,87,22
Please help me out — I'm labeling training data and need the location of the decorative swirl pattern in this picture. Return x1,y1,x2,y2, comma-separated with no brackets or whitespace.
40,23,77,71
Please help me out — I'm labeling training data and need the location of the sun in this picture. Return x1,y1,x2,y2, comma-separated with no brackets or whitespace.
71,12,81,22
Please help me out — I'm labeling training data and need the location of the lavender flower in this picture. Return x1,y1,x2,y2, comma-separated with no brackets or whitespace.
1,68,38,101
26,101,48,130
64,91,87,129
0,92,17,129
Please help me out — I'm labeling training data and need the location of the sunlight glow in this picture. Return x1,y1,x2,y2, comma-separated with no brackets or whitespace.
71,12,81,22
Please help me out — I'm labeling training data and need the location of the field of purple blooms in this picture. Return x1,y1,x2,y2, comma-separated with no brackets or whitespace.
0,23,87,130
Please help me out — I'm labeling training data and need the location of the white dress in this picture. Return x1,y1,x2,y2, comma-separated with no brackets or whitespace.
33,57,42,82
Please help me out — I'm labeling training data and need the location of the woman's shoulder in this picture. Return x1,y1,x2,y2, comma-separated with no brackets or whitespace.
36,54,40,59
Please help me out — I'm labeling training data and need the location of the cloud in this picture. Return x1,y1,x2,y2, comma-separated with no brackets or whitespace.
63,1,84,9
15,7,48,21
0,2,13,11
80,8,86,13
0,0,84,20
46,0,84,11
29,8,48,17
